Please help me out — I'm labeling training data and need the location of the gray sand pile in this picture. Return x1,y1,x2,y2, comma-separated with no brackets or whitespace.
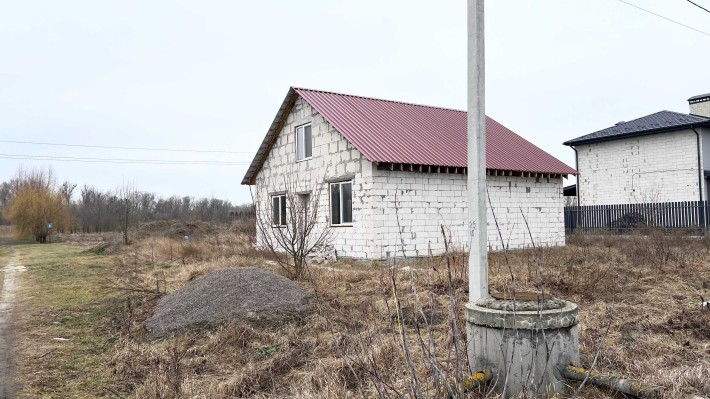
145,267,310,338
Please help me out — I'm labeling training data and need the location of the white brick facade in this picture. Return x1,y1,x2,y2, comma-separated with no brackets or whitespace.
254,98,567,259
690,101,710,119
576,129,706,205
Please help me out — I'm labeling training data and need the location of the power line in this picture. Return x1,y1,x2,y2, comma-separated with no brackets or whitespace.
618,0,710,37
687,0,710,14
0,139,255,154
0,153,251,166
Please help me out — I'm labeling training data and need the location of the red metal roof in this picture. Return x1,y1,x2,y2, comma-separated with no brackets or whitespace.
295,88,575,174
242,87,576,185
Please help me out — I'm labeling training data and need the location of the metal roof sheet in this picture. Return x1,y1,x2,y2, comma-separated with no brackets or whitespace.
242,87,576,185
564,110,710,146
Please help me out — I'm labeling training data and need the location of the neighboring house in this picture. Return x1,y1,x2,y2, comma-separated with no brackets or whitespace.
242,87,576,259
564,94,710,206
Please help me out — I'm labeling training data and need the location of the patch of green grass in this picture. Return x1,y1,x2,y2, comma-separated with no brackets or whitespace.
258,343,282,356
84,243,110,255
13,242,121,398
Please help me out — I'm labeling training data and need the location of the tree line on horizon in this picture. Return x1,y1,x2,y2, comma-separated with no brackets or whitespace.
0,167,254,242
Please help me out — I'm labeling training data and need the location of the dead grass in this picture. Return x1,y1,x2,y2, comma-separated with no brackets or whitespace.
489,231,710,398
11,241,122,398
0,244,11,290
8,227,710,398
100,228,710,398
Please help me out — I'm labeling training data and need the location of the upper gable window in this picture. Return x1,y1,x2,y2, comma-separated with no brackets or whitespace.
296,124,312,161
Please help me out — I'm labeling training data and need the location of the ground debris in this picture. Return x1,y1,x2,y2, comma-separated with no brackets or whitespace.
144,267,311,338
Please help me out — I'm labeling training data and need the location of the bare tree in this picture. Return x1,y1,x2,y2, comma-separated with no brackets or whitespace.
3,172,250,232
15,165,56,190
117,182,139,245
58,181,77,205
253,177,333,280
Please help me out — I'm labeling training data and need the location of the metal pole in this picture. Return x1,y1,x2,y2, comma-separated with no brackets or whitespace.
468,0,488,301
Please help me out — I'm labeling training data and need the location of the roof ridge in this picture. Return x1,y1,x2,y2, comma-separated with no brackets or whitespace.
564,109,710,146
599,110,704,130
292,86,467,114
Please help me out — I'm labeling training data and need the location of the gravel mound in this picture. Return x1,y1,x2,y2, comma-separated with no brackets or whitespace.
145,267,311,338
136,220,217,239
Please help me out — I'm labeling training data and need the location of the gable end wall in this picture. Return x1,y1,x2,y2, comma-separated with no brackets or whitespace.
253,97,379,258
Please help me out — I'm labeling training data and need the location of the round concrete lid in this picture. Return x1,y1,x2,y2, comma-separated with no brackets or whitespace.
479,298,566,311
465,300,579,330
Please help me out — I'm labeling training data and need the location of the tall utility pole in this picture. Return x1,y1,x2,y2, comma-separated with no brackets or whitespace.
465,4,580,396
468,0,488,301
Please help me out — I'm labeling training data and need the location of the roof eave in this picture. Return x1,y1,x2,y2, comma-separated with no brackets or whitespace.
241,88,299,186
563,122,710,147
374,161,576,177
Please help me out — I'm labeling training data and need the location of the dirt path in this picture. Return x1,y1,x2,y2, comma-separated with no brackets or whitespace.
0,250,25,399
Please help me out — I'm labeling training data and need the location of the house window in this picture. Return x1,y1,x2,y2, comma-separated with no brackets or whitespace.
296,124,312,161
330,181,353,225
272,194,287,226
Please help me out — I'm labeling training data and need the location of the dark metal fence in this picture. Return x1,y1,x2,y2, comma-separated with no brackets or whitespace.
564,201,710,233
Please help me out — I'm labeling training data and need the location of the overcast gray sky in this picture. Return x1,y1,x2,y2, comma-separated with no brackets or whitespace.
1,0,708,204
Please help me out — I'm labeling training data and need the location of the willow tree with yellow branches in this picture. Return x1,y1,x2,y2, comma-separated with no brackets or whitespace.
3,184,73,243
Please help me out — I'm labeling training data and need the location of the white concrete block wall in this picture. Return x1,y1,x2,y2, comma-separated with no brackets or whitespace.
254,97,376,258
576,130,704,205
367,170,566,257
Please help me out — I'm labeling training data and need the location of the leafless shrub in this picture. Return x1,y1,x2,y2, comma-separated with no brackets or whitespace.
253,176,333,280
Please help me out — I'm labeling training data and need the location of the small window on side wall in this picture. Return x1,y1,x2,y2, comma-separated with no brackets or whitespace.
330,181,353,225
296,124,312,161
272,194,287,226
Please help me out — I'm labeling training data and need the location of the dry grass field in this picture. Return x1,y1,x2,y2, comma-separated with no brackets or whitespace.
6,225,710,398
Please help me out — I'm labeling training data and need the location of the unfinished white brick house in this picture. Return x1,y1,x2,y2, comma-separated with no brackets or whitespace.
242,87,576,259
564,93,710,206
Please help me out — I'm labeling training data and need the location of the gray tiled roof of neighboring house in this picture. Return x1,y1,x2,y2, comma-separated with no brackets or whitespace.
688,93,710,102
564,110,710,146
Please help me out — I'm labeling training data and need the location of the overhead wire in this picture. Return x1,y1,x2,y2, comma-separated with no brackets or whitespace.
0,153,251,166
0,139,255,154
687,0,710,14
617,0,710,37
